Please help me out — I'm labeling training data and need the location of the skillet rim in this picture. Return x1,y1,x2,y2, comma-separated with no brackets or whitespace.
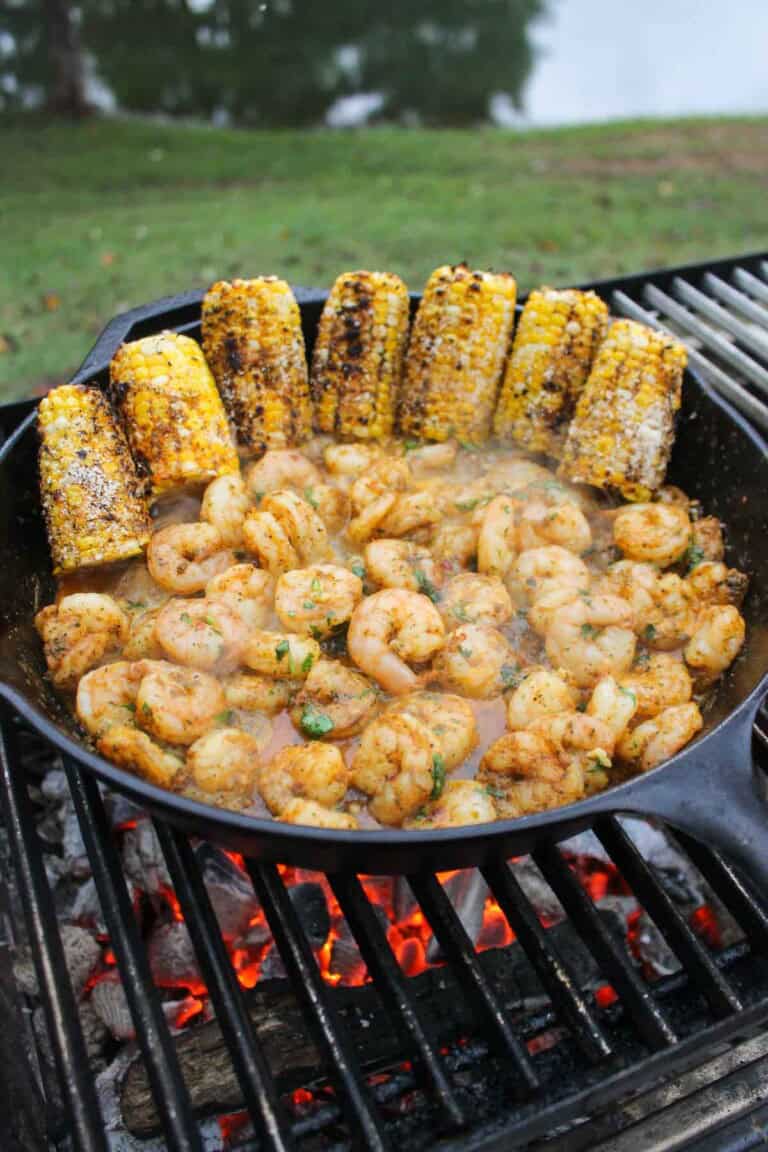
1,292,767,856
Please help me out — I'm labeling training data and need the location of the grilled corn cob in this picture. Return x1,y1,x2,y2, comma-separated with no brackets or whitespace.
398,264,517,444
110,332,238,497
311,271,410,440
38,384,151,574
202,277,312,455
558,319,687,501
494,287,609,455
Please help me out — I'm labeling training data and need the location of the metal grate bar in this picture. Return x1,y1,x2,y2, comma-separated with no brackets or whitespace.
248,862,390,1152
534,843,677,1050
406,871,539,1088
670,831,768,955
63,762,204,1152
595,818,742,1018
702,273,768,328
328,872,466,1130
481,859,612,1064
610,290,768,431
671,279,768,360
0,723,108,1152
643,284,768,396
733,267,768,306
154,824,292,1151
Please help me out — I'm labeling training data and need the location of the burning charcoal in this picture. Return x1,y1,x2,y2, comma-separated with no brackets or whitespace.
258,944,286,981
40,769,69,802
123,820,170,895
14,924,102,998
509,857,565,921
631,909,681,977
392,877,417,922
71,876,109,935
329,905,389,982
197,844,259,940
427,871,489,961
147,921,203,992
90,978,135,1041
237,918,272,951
79,997,109,1065
559,830,611,862
44,852,67,890
105,791,145,829
288,883,331,949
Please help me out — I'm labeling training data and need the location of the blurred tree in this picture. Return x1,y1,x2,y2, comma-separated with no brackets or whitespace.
1,0,88,115
1,0,544,125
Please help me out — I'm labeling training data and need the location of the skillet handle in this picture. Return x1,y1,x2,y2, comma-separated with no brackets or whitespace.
615,694,768,897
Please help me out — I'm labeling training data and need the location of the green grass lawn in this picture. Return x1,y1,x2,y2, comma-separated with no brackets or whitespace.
2,114,767,400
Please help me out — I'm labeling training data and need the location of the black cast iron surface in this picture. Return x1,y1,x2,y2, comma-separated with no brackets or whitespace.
0,267,767,876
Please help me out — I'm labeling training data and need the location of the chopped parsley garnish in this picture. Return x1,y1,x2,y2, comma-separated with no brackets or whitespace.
304,487,319,510
586,749,611,772
215,709,234,726
141,701,152,716
454,497,481,512
458,439,479,453
275,639,289,661
303,599,316,610
431,753,446,800
414,569,439,603
125,599,146,610
301,653,315,675
451,602,470,622
205,615,221,633
484,784,505,800
180,611,193,626
500,663,523,690
619,686,637,704
580,623,599,639
403,439,420,453
253,490,264,504
643,623,657,642
301,705,334,738
684,543,705,572
310,576,322,595
458,645,473,660
120,702,136,714
351,560,365,580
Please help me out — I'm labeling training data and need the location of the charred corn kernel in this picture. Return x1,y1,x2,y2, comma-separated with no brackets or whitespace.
558,319,687,501
398,264,517,444
202,277,312,455
310,271,410,440
38,384,151,574
110,331,238,497
494,287,609,455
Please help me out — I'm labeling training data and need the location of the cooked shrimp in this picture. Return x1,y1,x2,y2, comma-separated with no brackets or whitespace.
323,442,383,478
261,490,332,565
387,691,478,769
147,523,235,594
619,654,692,719
351,713,435,825
431,623,516,699
275,564,362,638
260,742,349,816
206,564,275,630
112,561,169,614
439,572,513,630
305,483,350,533
684,605,746,680
594,561,658,630
404,440,458,471
279,799,359,829
478,731,585,819
224,673,297,715
350,458,411,511
122,607,165,661
242,510,299,576
186,728,264,797
97,725,184,788
485,458,554,492
477,495,518,578
529,710,614,795
613,503,691,567
200,473,250,547
506,666,576,730
154,598,246,675
244,449,320,498
690,516,724,563
510,546,589,606
587,675,638,742
517,501,592,554
76,660,145,737
545,594,636,687
135,662,226,745
643,573,698,649
364,539,440,595
347,589,445,694
430,521,479,572
688,561,748,608
291,658,378,739
346,492,397,545
405,780,496,828
379,491,440,539
616,703,703,771
36,593,129,689
244,630,320,679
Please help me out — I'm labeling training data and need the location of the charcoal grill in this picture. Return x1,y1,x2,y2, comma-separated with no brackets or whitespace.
3,251,768,1152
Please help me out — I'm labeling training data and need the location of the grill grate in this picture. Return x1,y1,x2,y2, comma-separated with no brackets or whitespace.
2,252,768,1152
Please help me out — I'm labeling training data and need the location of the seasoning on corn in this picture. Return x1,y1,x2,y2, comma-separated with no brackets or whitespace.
37,384,151,574
202,277,312,456
398,264,517,444
110,331,238,497
311,271,410,440
494,287,609,456
558,319,687,501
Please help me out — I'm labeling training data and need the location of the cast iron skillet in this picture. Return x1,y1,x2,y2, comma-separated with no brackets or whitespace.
1,288,767,881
